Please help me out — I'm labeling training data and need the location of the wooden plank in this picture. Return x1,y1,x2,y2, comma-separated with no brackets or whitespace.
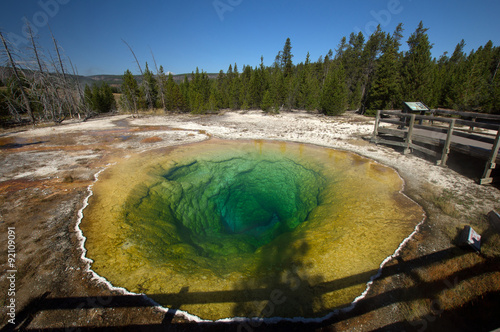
380,118,406,126
410,143,440,157
432,109,500,121
488,210,500,232
415,114,454,124
404,114,416,154
480,177,494,185
480,129,500,184
439,119,455,166
378,127,407,138
411,132,445,146
414,124,449,134
380,110,405,116
450,141,491,159
455,119,500,131
372,110,381,141
454,130,496,144
373,138,408,148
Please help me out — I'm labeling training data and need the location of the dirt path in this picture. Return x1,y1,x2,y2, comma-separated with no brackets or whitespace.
1,110,499,331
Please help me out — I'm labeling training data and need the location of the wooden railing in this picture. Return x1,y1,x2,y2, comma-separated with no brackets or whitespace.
371,109,500,185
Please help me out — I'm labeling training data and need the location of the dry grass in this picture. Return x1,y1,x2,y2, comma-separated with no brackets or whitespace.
421,183,460,217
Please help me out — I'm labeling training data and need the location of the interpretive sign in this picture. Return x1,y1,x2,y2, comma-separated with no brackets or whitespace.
403,102,430,113
459,225,481,252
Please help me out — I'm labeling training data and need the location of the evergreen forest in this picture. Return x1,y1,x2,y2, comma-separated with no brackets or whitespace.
120,22,499,116
1,21,499,127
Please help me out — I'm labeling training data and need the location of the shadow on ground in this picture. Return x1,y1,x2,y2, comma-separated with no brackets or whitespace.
3,243,499,332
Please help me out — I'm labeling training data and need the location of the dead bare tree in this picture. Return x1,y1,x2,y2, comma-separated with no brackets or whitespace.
68,57,93,121
49,27,76,121
122,39,143,74
26,24,60,123
122,39,154,110
0,30,36,126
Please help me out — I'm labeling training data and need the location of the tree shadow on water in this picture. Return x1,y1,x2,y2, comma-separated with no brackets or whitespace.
231,233,325,327
4,246,500,331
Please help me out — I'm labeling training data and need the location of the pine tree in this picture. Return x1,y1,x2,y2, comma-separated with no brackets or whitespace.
166,73,187,112
320,63,348,115
179,75,190,110
335,37,348,60
240,65,252,109
142,62,158,109
91,84,102,111
462,47,490,111
440,40,466,108
229,63,241,109
215,69,228,109
365,33,402,112
248,66,262,108
281,38,294,78
261,89,273,112
341,32,365,109
102,83,117,112
120,69,143,115
402,21,433,102
359,25,386,112
269,62,285,111
208,86,218,112
157,65,168,110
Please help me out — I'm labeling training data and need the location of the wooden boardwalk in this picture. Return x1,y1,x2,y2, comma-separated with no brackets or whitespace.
371,109,500,185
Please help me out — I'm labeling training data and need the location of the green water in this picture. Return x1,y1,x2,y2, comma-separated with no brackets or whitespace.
81,140,424,320
122,148,327,274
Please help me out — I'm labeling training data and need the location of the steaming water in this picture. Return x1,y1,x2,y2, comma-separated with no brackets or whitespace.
80,139,424,320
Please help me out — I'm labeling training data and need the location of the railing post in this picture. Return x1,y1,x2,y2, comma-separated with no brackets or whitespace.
480,127,500,185
470,116,477,131
372,110,381,142
404,114,415,155
438,119,455,166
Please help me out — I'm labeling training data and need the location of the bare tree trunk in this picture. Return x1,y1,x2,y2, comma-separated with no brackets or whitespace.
122,39,143,74
123,39,154,110
0,31,36,126
50,27,77,121
150,48,166,110
68,58,91,121
27,24,59,123
493,60,499,81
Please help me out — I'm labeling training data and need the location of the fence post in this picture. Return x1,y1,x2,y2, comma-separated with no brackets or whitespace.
438,119,455,166
480,128,500,184
372,110,381,142
404,114,415,155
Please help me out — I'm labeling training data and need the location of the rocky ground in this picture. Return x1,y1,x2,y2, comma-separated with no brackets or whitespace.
0,110,499,331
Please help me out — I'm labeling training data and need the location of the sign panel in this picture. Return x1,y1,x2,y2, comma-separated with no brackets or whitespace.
459,225,481,252
403,102,430,112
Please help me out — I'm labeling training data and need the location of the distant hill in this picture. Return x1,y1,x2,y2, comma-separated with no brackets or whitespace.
0,66,219,89
86,72,220,87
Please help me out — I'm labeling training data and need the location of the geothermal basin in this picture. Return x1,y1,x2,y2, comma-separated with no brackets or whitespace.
80,139,424,321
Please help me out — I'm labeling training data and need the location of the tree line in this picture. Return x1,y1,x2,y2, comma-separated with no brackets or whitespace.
1,21,499,127
120,21,499,116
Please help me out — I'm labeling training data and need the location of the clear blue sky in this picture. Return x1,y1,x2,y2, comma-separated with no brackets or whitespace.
1,0,499,76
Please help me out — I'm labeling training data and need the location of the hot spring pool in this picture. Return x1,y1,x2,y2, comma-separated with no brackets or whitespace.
80,139,424,321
